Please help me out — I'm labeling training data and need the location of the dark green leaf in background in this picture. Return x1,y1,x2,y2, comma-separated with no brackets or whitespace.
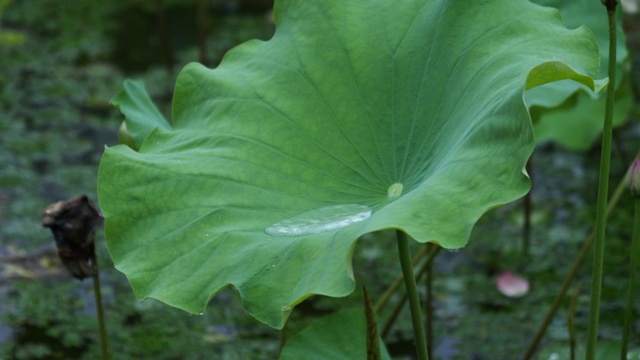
526,0,631,150
279,309,391,360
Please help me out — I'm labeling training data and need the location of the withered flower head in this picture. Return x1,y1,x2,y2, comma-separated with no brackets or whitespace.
42,195,103,280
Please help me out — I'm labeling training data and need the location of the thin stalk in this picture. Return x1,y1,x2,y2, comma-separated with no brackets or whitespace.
381,245,440,338
586,3,617,359
91,251,109,360
381,284,408,338
396,230,429,360
425,244,435,360
277,321,287,359
522,167,630,360
196,0,208,64
362,286,382,360
621,198,640,359
374,245,429,313
156,0,174,73
522,159,533,264
567,282,582,360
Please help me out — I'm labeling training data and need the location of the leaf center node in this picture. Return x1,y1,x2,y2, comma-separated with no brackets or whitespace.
387,183,404,199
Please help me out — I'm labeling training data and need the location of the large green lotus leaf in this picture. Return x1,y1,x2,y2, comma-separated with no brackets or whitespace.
279,309,391,360
98,0,599,328
526,0,631,150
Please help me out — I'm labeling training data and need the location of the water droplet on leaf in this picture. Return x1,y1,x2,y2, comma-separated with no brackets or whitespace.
265,204,372,237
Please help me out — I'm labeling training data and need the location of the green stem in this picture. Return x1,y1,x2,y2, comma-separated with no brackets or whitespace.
567,282,582,360
522,165,630,360
586,3,617,359
277,321,287,359
381,285,407,338
91,251,109,360
522,159,533,265
196,0,208,64
382,243,439,338
425,244,435,360
396,230,429,360
621,198,640,359
362,286,381,359
374,245,429,314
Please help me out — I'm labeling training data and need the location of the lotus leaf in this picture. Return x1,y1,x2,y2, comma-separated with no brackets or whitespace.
98,0,600,328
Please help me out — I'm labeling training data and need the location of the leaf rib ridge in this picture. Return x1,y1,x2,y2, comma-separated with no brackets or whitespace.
399,0,446,181
302,7,391,188
215,133,381,194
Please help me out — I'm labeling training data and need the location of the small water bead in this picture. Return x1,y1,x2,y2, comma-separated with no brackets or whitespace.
265,204,372,237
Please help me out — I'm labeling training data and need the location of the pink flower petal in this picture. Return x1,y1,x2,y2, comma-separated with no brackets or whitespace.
497,271,529,297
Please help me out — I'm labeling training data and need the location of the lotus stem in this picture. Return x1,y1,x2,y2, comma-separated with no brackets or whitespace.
522,160,630,360
424,244,435,360
381,244,439,338
585,2,617,358
277,321,287,359
567,282,582,360
522,159,533,263
91,250,109,359
362,286,381,359
396,230,428,360
374,244,429,314
621,197,640,359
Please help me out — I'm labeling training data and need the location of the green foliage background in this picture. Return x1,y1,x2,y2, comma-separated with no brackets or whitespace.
0,0,639,359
